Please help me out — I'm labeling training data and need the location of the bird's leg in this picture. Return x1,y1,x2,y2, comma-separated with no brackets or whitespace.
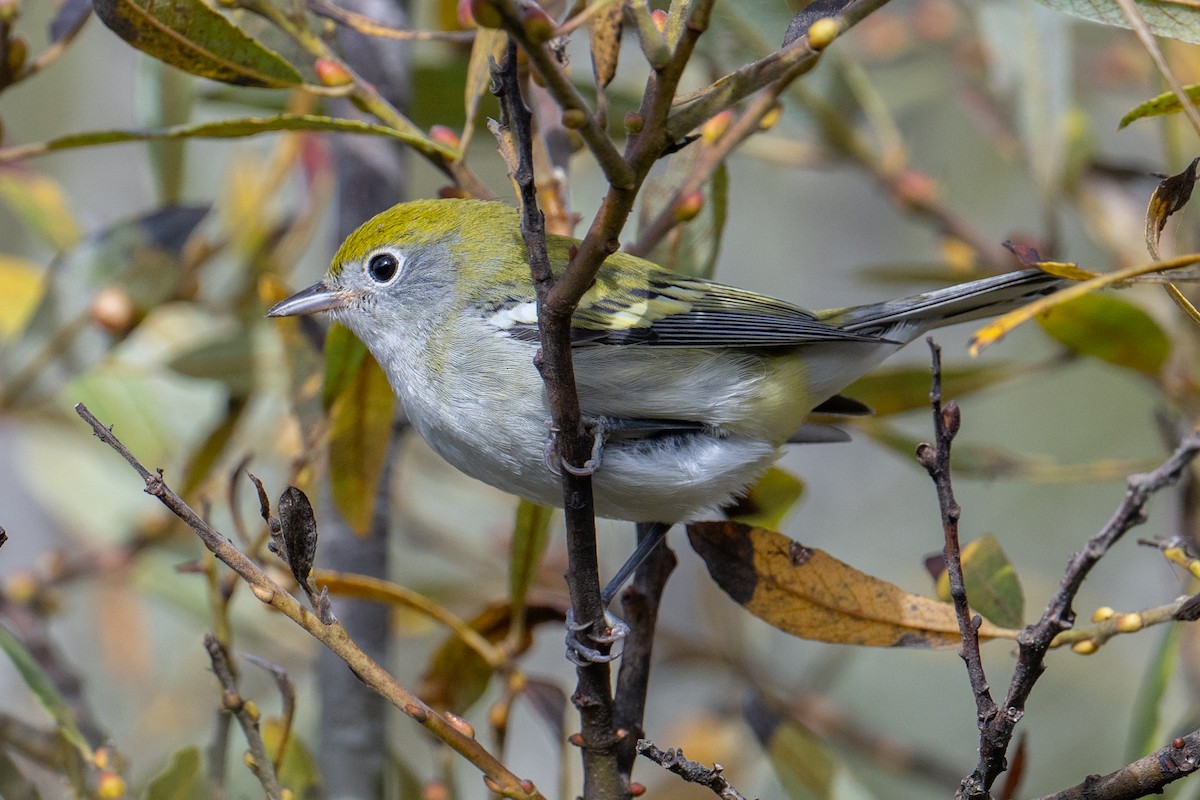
564,522,672,665
543,417,606,477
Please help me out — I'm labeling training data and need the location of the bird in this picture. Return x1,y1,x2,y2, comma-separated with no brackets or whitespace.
270,198,1061,524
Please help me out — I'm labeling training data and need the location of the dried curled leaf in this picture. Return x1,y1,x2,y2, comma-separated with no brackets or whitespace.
687,521,1017,648
276,486,318,585
1146,157,1199,260
590,1,625,89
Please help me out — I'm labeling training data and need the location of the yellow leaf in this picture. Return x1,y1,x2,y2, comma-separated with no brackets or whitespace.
328,348,395,535
460,28,506,154
0,170,82,250
969,251,1200,356
687,521,1017,648
0,256,47,339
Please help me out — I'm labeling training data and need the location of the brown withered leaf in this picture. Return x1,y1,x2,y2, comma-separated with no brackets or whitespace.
687,521,1017,648
418,601,565,714
1146,157,1200,260
590,1,625,89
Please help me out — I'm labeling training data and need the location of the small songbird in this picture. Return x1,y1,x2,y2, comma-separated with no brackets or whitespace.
269,198,1062,524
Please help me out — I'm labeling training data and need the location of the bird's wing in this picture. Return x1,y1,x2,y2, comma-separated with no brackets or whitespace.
487,256,885,348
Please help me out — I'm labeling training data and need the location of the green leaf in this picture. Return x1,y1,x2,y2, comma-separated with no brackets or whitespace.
935,535,1025,629
261,721,322,796
842,362,1024,417
145,747,207,800
1120,84,1200,128
1037,293,1170,376
322,323,369,410
699,161,729,280
0,746,41,800
93,0,302,87
0,115,458,164
509,500,553,618
1126,625,1180,761
744,697,835,800
328,348,395,535
169,332,259,395
727,466,805,530
0,624,93,759
1035,0,1200,46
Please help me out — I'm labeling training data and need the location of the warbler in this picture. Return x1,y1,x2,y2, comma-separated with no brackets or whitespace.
269,198,1062,523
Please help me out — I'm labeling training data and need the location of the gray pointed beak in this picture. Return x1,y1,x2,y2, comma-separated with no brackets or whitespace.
268,281,349,317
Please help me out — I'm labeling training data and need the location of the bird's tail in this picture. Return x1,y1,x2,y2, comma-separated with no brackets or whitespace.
821,268,1065,339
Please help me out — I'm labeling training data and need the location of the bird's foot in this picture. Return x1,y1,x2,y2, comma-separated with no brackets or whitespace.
564,608,629,666
543,418,606,477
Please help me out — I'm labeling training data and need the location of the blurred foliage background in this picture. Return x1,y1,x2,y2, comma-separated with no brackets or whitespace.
1,0,1200,798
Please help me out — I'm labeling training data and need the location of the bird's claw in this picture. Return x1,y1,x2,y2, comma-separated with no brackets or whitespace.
544,418,605,477
564,608,630,666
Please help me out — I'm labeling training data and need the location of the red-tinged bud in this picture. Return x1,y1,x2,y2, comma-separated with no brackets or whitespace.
807,17,840,51
96,771,127,799
891,169,939,208
624,111,644,133
90,287,136,335
520,780,536,794
469,0,504,29
314,58,353,87
567,732,586,747
673,190,704,222
630,783,647,797
1175,738,1187,749
651,9,667,32
445,711,476,738
561,108,587,129
422,780,449,800
701,109,732,143
456,0,475,27
430,124,461,149
521,4,555,44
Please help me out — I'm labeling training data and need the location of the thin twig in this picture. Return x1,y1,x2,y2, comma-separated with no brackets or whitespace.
1029,729,1200,800
962,424,1200,797
204,635,282,800
915,339,996,770
635,740,749,800
243,654,296,775
490,38,624,800
73,403,544,800
614,525,677,778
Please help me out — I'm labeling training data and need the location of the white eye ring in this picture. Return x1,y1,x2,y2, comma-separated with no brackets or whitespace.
365,250,404,285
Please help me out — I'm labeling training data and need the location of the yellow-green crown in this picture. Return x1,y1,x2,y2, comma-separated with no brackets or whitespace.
328,198,521,277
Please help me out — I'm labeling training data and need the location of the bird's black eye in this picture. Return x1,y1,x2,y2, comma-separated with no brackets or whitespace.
367,252,401,284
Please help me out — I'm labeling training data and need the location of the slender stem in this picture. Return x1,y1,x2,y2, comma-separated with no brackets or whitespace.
74,404,544,800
